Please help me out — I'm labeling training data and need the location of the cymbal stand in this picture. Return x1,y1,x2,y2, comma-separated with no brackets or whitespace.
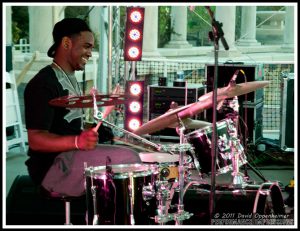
225,98,247,188
173,116,193,225
228,120,247,188
154,180,174,225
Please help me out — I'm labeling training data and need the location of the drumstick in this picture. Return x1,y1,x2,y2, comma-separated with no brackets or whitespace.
92,84,121,132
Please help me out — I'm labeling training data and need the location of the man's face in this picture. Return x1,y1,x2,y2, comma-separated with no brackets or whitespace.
68,31,95,71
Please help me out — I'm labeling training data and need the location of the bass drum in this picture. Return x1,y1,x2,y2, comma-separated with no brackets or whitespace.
85,164,159,225
170,182,286,225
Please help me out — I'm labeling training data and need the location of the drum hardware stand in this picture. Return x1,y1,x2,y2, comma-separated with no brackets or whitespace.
86,167,100,225
226,115,248,188
185,143,202,179
173,116,193,225
154,181,174,225
205,5,229,224
128,174,135,225
149,116,193,225
84,163,99,225
229,136,247,188
226,113,268,185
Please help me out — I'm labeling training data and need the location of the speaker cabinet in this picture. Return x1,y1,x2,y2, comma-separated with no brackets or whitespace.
239,101,264,146
280,73,294,152
148,84,205,138
205,63,264,104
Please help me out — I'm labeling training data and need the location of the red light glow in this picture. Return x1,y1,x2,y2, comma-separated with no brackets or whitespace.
130,10,142,23
128,118,141,130
127,47,140,59
129,29,141,41
129,101,141,113
130,83,142,95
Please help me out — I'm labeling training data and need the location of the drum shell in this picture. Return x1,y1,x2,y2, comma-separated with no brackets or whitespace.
85,164,158,225
170,182,285,225
186,118,247,175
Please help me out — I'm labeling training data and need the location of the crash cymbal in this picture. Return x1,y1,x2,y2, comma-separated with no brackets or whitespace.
168,118,212,129
133,81,269,135
49,94,126,108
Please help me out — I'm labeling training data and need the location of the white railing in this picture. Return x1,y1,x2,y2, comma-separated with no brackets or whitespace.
13,38,30,53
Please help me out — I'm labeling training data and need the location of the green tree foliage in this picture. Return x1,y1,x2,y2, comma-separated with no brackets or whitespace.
187,6,215,46
11,6,29,44
158,6,172,48
65,6,89,20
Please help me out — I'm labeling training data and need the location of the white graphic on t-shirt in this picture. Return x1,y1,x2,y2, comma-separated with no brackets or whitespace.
53,68,83,128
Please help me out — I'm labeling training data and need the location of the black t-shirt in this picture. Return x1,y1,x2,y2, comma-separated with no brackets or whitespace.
24,65,83,185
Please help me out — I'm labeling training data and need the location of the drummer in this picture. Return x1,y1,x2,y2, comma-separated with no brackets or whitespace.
24,18,141,197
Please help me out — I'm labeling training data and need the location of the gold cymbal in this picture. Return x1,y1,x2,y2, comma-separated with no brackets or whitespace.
168,118,212,129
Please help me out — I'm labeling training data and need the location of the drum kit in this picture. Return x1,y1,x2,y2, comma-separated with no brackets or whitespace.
51,80,286,225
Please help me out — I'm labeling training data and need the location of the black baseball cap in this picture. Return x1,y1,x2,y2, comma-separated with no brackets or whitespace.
47,18,92,58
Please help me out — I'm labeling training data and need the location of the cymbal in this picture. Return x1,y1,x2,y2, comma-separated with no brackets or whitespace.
168,118,212,129
133,81,269,135
49,94,126,108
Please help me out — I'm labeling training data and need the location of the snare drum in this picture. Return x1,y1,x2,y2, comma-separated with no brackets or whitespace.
85,163,158,225
139,152,186,181
186,118,247,175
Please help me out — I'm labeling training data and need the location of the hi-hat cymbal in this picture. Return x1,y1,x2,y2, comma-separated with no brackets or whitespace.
133,81,269,135
49,94,126,108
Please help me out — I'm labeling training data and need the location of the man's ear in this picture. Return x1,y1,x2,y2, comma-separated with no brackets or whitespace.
62,36,71,49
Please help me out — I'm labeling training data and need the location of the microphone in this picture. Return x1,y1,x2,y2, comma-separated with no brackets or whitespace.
205,6,229,50
220,36,229,51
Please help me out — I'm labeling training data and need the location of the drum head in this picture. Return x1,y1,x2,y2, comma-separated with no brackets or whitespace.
139,152,179,163
85,163,157,179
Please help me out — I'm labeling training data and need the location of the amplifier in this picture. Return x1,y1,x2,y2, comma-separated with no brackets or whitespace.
280,73,294,152
148,84,206,138
205,63,264,104
239,101,264,146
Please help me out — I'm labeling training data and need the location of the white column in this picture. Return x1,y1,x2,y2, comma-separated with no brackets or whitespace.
164,6,192,48
28,6,64,53
142,6,162,58
236,6,261,46
213,6,241,57
6,6,12,45
89,6,101,46
282,6,294,50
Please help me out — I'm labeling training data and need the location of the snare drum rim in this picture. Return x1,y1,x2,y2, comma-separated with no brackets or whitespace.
84,163,158,179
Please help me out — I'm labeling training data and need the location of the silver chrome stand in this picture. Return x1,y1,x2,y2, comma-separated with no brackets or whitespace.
154,181,174,225
173,118,193,225
128,174,135,225
227,117,247,188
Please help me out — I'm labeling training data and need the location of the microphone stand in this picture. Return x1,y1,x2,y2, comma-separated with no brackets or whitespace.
205,6,229,225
